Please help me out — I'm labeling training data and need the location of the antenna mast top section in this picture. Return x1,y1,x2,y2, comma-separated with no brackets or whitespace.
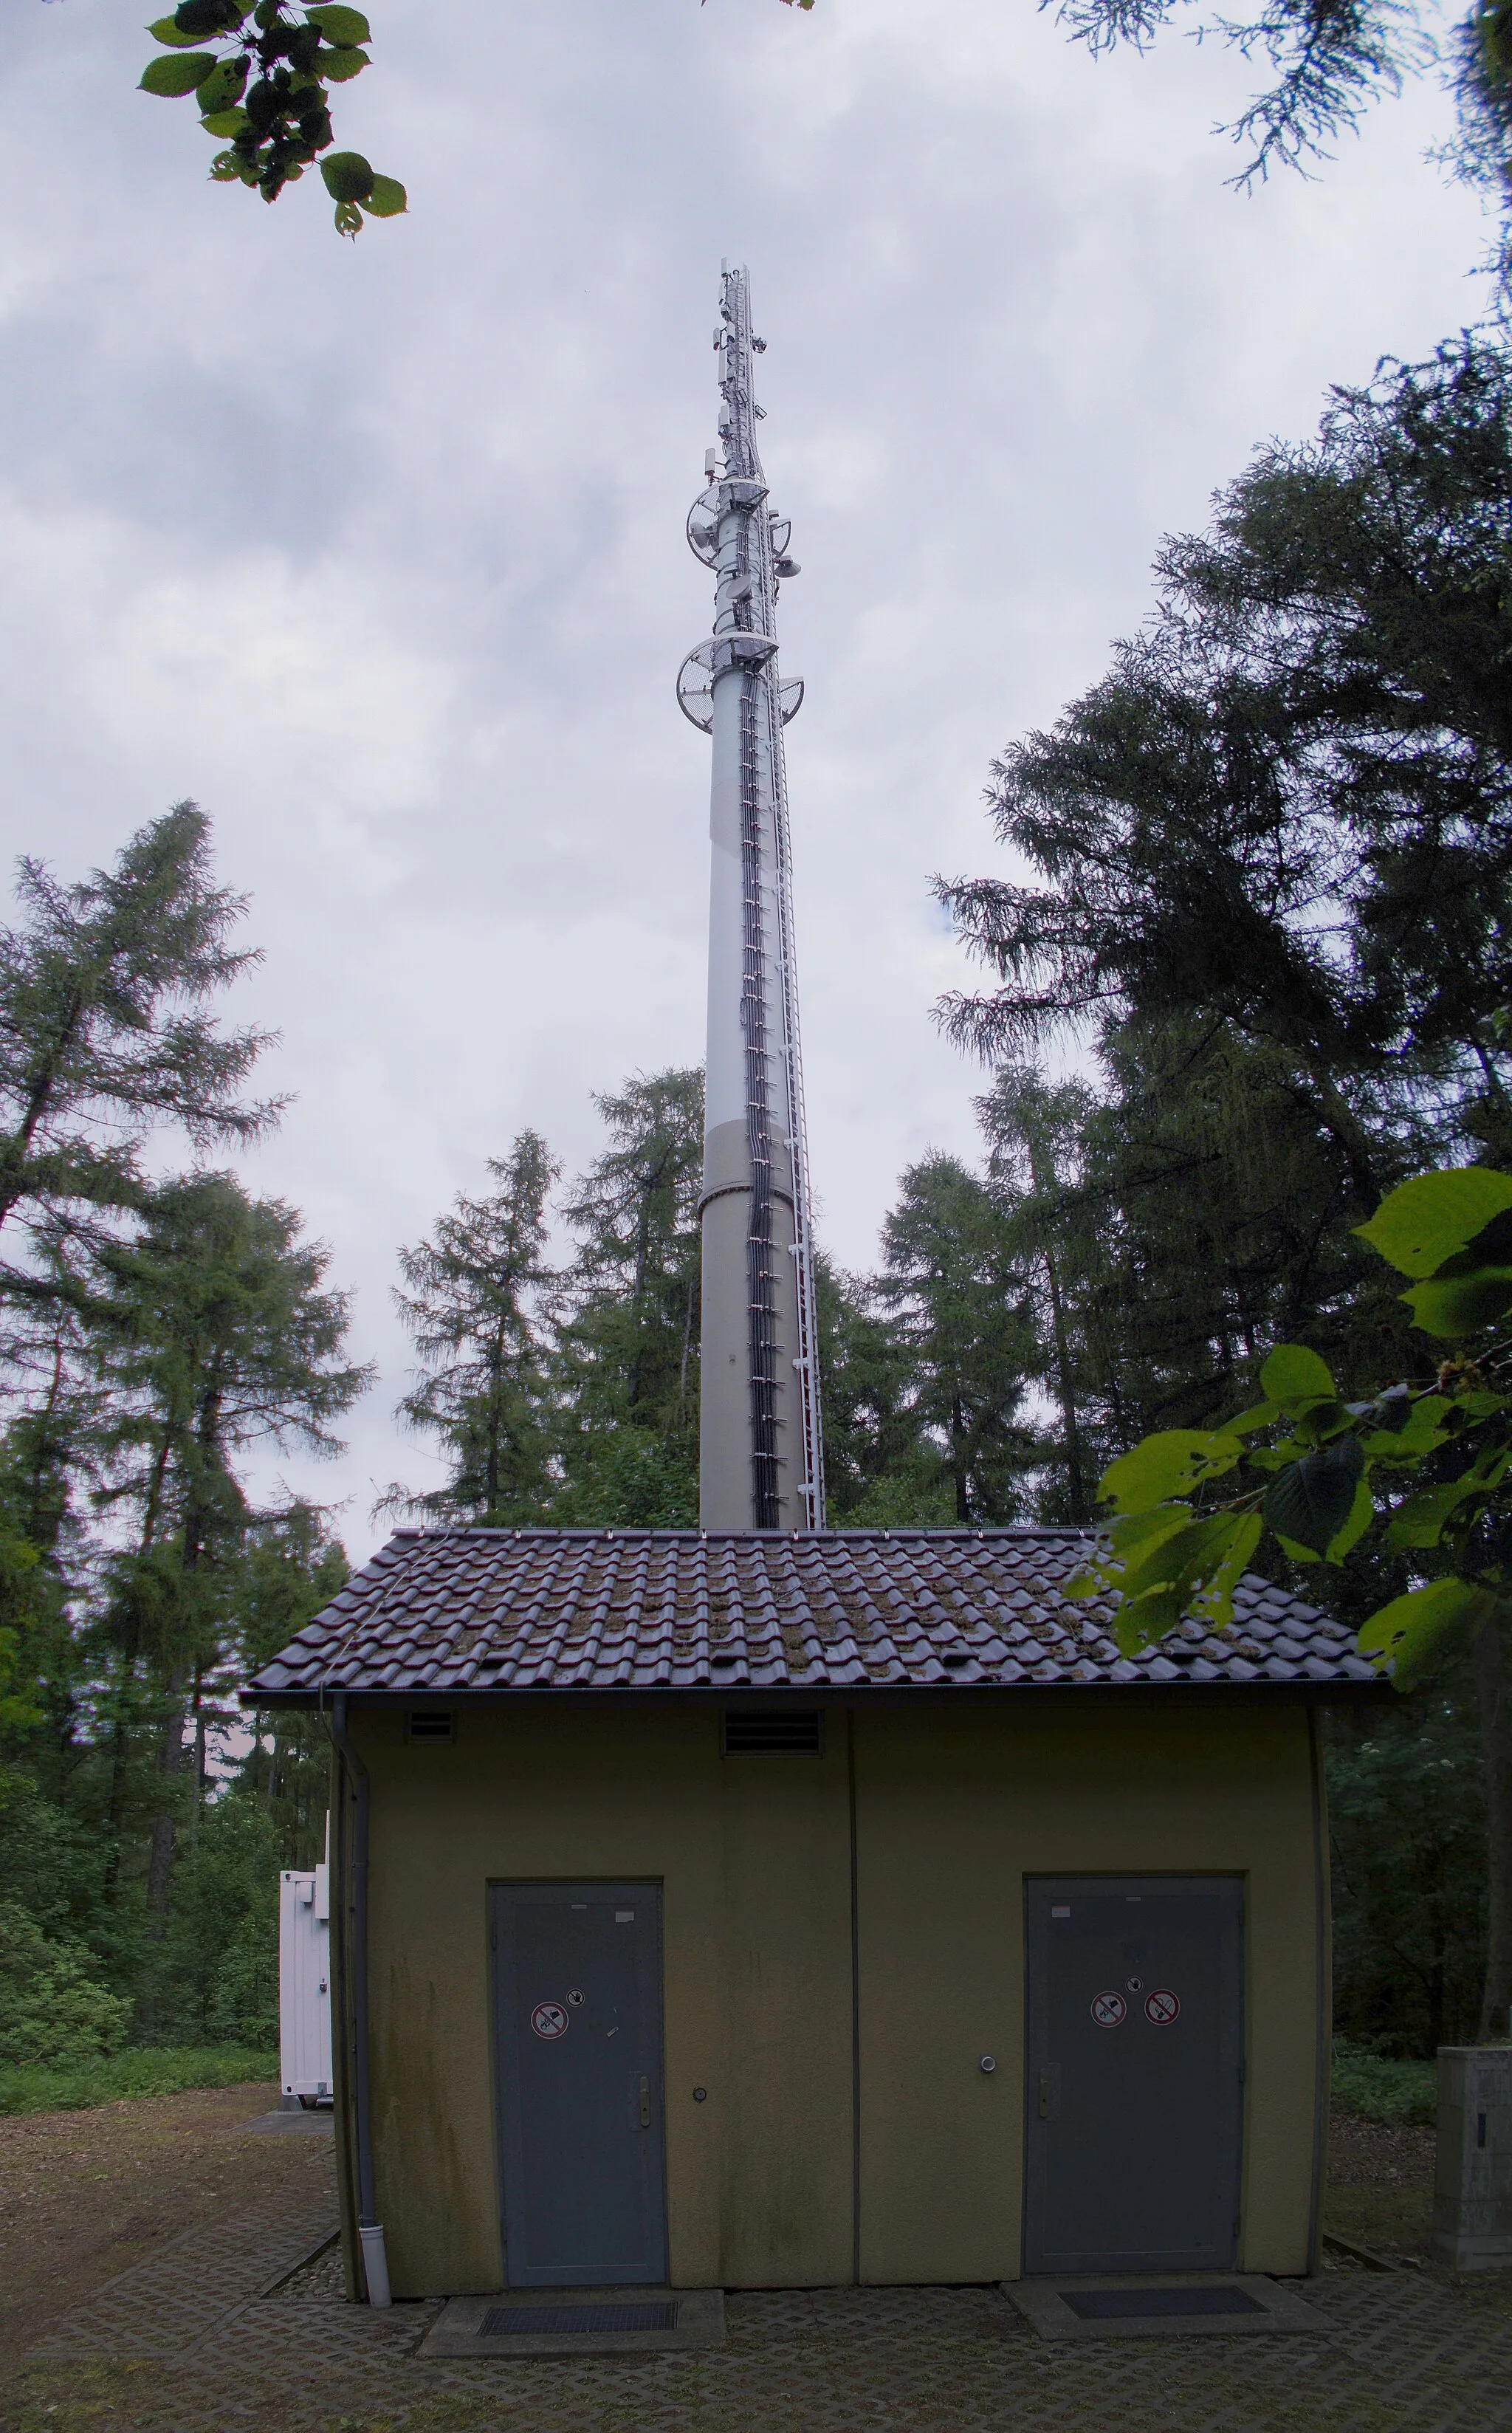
714,261,766,487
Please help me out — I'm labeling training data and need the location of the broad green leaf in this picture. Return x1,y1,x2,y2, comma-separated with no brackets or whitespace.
140,51,219,95
1106,1505,1198,1557
1403,1270,1512,1337
1262,1435,1364,1557
1097,1430,1240,1515
1113,1512,1251,1653
1189,1511,1263,1627
362,174,407,216
1356,1167,1512,1279
1360,1396,1451,1461
333,198,363,236
173,0,247,31
194,58,247,112
1357,1576,1497,1688
200,106,249,134
306,2,371,41
1245,1441,1304,1471
320,44,370,80
321,150,374,202
1066,1504,1192,1602
1324,1475,1375,1565
1221,1401,1280,1435
1386,1477,1481,1551
1259,1345,1338,1410
147,16,204,46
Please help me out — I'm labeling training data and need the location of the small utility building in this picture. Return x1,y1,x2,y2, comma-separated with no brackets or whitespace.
244,1523,1379,2300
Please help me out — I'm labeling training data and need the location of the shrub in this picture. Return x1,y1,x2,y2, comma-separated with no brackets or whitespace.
0,1901,131,2067
1332,2037,1437,2127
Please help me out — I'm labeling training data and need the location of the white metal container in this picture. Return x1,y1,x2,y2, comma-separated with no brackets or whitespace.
278,1822,332,2104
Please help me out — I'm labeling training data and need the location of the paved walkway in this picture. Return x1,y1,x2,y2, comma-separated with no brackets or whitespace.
12,2152,1512,2433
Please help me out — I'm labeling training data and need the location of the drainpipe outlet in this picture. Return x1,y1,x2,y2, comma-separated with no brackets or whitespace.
359,2223,391,2308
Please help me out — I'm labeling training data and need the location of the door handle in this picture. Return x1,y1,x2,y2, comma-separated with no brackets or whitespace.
639,2076,650,2128
1038,2071,1051,2120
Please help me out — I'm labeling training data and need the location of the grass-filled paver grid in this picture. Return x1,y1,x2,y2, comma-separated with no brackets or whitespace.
11,2184,1512,2433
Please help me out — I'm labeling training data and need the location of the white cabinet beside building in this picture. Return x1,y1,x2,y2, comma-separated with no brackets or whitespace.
278,1830,332,2105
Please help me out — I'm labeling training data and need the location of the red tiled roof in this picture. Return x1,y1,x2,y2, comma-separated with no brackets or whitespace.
241,1528,1381,1701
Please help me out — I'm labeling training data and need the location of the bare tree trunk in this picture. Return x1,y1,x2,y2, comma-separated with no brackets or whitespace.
1474,1614,1512,2042
1041,1246,1086,1518
137,1667,191,2034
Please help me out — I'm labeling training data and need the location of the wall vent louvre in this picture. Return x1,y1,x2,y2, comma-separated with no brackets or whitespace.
722,1710,824,1756
405,1708,456,1743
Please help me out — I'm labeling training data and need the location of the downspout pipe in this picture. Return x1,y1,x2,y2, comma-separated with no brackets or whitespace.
329,1692,391,2307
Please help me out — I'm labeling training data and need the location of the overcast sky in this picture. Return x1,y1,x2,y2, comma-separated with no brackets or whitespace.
0,0,1492,1557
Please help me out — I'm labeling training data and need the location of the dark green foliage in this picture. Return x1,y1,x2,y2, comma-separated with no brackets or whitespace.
874,1154,1040,1523
940,340,1512,1207
553,1068,704,1500
0,803,276,1294
1328,1686,1487,2057
137,0,403,234
0,811,362,2053
385,1131,560,1526
1047,0,1512,289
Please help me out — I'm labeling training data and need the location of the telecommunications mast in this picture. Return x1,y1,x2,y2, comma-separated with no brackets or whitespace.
678,266,825,1531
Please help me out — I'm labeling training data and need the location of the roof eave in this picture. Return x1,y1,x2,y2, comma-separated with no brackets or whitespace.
240,1675,1392,1712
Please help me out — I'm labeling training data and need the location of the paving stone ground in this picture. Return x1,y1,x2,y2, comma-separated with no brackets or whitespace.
8,2143,1512,2433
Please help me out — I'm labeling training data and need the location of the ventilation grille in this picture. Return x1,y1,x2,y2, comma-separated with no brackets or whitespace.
723,1710,824,1756
405,1708,456,1743
478,2302,677,2336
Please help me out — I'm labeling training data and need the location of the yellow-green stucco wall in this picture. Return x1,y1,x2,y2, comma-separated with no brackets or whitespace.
349,1695,1327,2296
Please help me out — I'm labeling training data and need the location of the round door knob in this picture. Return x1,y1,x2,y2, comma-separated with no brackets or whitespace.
979,2055,997,2074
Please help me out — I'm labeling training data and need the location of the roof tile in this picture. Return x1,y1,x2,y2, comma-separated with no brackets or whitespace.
241,1527,1378,1703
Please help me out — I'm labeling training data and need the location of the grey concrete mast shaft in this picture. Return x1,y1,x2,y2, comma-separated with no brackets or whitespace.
679,265,825,1531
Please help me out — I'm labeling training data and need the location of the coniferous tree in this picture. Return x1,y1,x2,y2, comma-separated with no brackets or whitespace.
875,1153,1040,1523
938,340,1512,1212
0,805,278,1296
551,1071,703,1524
86,1173,368,2021
385,1132,560,1526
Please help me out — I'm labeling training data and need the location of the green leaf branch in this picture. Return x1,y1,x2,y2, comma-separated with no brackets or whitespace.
140,0,404,234
1072,1164,1512,1686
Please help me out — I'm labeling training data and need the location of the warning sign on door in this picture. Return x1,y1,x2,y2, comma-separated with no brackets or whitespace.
1090,1989,1127,2027
530,2001,568,2039
1144,1988,1181,2025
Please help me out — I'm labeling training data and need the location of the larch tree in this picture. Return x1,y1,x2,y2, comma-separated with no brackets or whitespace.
875,1153,1040,1523
90,1171,368,2011
385,1131,560,1527
0,803,278,1299
550,1069,704,1528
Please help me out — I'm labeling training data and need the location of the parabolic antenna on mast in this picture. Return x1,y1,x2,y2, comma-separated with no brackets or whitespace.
680,265,825,1531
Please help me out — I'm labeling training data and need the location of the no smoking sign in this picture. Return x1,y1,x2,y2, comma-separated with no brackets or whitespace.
531,2001,568,2040
1144,1988,1181,2025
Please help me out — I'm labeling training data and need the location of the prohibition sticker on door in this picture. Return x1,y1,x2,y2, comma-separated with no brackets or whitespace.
1145,1988,1181,2025
1090,1990,1127,2027
531,2002,568,2039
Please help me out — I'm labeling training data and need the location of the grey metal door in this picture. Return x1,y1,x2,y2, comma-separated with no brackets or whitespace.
1024,1875,1244,2275
491,1883,667,2287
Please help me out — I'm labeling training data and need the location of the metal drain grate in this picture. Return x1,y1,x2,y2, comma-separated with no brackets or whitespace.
1061,2286,1265,2321
478,2301,678,2336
